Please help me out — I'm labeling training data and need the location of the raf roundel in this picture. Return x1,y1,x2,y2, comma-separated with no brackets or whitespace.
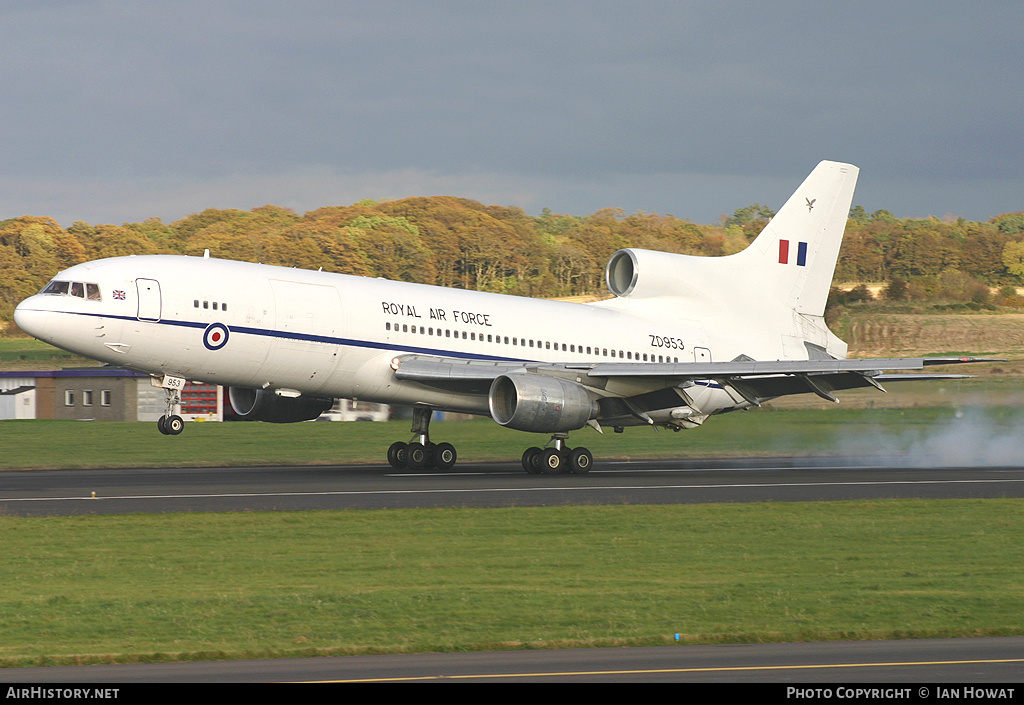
203,322,230,351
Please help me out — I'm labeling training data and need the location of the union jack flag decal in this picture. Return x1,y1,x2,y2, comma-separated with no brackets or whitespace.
113,290,126,300
778,240,808,266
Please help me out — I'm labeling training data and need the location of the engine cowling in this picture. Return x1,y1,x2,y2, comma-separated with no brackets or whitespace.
228,387,333,423
488,374,598,433
606,247,708,299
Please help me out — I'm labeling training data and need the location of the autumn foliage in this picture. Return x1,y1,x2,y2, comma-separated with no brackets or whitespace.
2,199,1023,333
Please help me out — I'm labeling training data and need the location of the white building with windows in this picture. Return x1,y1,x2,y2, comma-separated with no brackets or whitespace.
0,369,222,422
0,376,35,419
0,369,388,422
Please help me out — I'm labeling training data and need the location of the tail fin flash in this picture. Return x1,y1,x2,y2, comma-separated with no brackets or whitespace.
740,160,859,316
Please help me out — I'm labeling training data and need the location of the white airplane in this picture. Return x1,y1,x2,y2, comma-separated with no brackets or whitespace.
14,161,994,473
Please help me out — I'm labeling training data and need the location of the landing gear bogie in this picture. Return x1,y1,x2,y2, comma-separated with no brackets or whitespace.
385,408,460,472
383,408,595,474
386,439,459,472
524,439,593,475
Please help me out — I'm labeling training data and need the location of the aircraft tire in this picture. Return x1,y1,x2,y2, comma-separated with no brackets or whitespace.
434,442,457,470
156,416,170,435
165,415,184,435
540,448,566,474
387,441,408,469
522,447,542,474
406,442,429,469
568,447,593,474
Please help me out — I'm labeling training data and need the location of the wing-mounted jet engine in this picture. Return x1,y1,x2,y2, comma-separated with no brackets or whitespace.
228,387,334,423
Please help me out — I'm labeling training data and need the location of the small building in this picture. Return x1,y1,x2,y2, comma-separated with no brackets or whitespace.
0,379,35,419
0,369,222,422
0,369,389,422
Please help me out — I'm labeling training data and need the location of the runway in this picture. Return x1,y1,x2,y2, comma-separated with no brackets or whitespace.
2,455,1024,516
2,455,1022,684
1,638,1021,683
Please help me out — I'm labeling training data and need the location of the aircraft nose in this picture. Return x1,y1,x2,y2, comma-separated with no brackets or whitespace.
13,297,50,340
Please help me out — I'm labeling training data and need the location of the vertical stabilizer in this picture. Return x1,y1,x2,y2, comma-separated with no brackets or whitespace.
738,161,859,316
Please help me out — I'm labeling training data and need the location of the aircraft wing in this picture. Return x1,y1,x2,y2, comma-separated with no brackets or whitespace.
585,356,998,405
391,356,524,394
392,354,1000,406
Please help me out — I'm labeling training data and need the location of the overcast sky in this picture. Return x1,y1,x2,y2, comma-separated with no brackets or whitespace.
2,1,1022,228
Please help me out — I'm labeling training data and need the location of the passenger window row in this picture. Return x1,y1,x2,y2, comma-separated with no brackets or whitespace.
384,322,679,363
194,300,228,311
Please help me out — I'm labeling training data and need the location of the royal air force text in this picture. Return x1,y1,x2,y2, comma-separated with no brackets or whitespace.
382,302,492,327
383,300,688,350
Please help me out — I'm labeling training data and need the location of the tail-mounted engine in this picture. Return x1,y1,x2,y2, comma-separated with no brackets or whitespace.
488,374,598,433
606,248,707,300
228,387,333,423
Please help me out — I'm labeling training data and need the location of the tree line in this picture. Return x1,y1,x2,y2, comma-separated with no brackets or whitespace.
2,197,1023,332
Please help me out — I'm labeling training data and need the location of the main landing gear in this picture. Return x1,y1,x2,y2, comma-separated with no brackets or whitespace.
385,409,593,474
521,435,592,475
387,407,458,471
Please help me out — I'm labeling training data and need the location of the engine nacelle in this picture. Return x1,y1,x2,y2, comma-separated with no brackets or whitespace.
606,248,708,300
488,374,598,433
228,387,333,423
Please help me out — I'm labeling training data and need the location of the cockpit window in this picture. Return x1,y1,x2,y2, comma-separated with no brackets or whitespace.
42,280,70,295
41,280,102,301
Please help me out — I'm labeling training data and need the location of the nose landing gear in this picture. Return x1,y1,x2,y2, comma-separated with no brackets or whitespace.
156,375,185,436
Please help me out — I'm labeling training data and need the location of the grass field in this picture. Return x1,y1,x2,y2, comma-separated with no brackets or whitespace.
3,333,1024,667
1,500,1022,667
3,402,1024,470
0,337,91,370
0,410,1023,668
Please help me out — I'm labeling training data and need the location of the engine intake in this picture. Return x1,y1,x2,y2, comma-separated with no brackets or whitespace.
228,387,333,423
488,374,598,433
606,248,708,299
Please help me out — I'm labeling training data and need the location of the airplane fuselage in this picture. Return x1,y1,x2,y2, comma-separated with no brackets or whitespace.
15,254,741,417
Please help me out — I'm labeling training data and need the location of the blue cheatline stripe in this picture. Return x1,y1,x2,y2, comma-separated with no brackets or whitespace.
796,241,808,266
60,310,531,363
46,309,722,380
694,380,725,390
